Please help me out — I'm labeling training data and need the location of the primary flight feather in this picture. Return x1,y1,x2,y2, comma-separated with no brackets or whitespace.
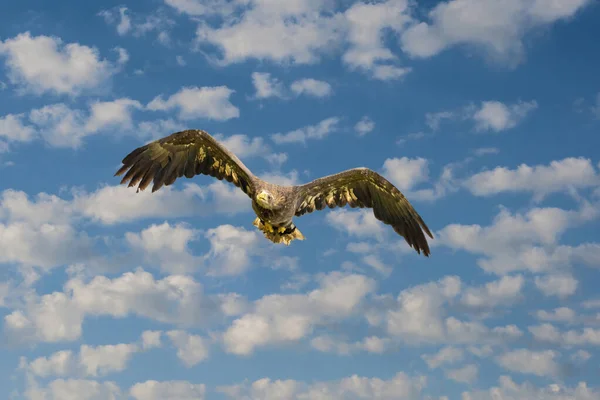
115,129,434,256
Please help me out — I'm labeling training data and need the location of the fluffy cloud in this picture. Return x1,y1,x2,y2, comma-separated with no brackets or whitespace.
400,0,592,65
437,202,599,275
130,380,206,400
472,100,538,132
3,269,236,343
290,78,332,97
251,72,285,99
147,86,239,120
342,0,413,80
222,271,376,355
463,376,599,400
425,99,537,133
271,117,340,144
385,276,523,345
354,116,375,136
166,330,210,367
0,32,124,96
464,157,600,199
495,349,560,377
218,372,427,400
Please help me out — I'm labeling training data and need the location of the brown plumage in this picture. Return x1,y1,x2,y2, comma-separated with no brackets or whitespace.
115,129,434,255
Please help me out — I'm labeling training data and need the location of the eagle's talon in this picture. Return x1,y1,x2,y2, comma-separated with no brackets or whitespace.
277,226,287,234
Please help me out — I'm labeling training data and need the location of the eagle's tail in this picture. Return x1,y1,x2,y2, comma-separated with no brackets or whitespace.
253,218,305,246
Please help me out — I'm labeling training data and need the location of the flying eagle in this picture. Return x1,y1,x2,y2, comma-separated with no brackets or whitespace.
115,130,434,256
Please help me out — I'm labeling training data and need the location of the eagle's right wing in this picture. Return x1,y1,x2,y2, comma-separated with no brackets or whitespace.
294,168,433,256
115,129,256,197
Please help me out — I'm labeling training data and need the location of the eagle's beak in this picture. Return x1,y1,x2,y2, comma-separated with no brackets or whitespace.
257,192,268,203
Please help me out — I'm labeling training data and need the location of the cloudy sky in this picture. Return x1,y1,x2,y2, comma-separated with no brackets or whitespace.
1,0,600,399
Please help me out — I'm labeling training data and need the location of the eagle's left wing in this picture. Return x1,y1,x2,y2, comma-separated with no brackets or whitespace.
294,168,433,256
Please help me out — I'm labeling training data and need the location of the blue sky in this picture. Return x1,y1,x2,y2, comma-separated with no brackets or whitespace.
1,0,600,399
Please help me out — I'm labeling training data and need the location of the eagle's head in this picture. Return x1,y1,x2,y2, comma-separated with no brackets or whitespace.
256,190,279,210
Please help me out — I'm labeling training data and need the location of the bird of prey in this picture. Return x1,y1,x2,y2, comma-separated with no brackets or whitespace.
115,129,434,256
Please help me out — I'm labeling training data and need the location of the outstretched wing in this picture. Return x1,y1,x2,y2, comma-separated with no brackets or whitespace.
115,129,256,196
294,168,433,256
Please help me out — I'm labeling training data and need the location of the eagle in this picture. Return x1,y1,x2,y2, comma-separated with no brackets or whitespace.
115,129,434,256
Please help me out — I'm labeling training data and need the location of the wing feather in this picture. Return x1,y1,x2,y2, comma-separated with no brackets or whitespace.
295,168,433,256
115,129,256,196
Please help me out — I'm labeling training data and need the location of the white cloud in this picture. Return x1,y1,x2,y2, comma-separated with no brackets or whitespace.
222,271,376,355
464,157,600,199
445,364,478,384
400,0,592,65
99,6,174,40
460,275,524,309
251,72,285,99
343,0,413,80
437,203,599,275
422,346,464,369
535,307,576,324
195,1,345,66
24,98,141,148
425,111,455,131
125,222,201,274
218,372,427,400
354,116,375,136
271,117,340,144
0,32,122,96
203,224,261,276
84,98,142,132
529,323,600,347
495,349,560,377
24,379,123,400
381,157,430,191
290,78,332,98
166,330,210,367
463,376,599,400
147,86,239,121
386,276,522,345
4,269,236,343
472,100,538,132
98,7,131,35
326,209,386,241
79,343,139,377
29,351,76,378
130,380,206,400
141,330,162,349
534,273,578,298
425,100,537,133
0,113,36,144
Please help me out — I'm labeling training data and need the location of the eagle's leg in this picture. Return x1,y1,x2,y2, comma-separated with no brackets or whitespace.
252,218,305,245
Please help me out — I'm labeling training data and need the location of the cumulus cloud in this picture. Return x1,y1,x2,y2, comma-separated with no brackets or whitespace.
354,116,375,136
130,380,206,400
222,271,376,355
437,202,599,275
147,86,239,121
290,78,332,97
465,377,599,400
251,72,285,99
3,269,237,344
271,117,340,144
464,157,600,200
400,0,592,65
496,349,560,377
472,100,538,132
218,372,427,399
0,32,123,96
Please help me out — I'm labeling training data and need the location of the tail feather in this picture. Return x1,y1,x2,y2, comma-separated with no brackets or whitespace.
253,218,305,245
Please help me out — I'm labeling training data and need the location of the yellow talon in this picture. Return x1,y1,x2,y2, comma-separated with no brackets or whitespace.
278,226,287,234
264,222,274,233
